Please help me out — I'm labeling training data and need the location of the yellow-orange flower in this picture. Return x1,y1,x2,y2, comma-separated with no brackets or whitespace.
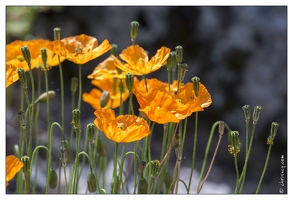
83,78,129,109
133,78,212,124
111,45,170,75
48,34,112,65
6,155,24,187
6,39,65,71
87,56,126,80
94,108,150,143
6,64,19,88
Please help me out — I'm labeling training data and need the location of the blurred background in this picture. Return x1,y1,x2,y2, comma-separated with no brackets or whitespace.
6,6,287,194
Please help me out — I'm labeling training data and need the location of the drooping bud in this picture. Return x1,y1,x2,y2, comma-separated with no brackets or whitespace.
228,131,241,157
18,111,26,129
87,123,95,145
35,90,56,103
20,46,31,66
21,156,30,175
252,106,262,124
267,122,279,145
49,168,58,189
53,27,61,40
191,76,200,97
87,172,97,193
70,77,79,96
60,139,72,166
100,90,110,108
125,72,134,93
242,105,251,123
99,188,107,194
175,45,183,64
130,21,139,43
150,160,160,178
138,161,147,175
71,109,80,131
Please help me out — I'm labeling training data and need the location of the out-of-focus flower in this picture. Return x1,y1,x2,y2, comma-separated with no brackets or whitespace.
111,45,170,75
6,155,24,187
83,78,129,109
48,34,112,65
6,64,19,88
94,108,150,143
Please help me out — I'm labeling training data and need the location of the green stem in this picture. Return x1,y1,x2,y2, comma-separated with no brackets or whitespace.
58,56,65,132
255,144,273,193
187,112,198,193
78,64,82,110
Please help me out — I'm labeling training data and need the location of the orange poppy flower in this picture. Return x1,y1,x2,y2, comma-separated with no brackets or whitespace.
83,78,129,109
47,34,112,65
94,108,150,143
133,78,212,124
6,39,65,71
6,64,19,88
111,45,170,75
6,155,24,187
87,56,126,80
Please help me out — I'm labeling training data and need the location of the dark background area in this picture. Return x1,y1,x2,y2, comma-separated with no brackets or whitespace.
6,6,287,194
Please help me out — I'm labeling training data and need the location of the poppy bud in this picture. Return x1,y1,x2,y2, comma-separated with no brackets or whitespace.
138,175,148,194
179,63,188,82
267,122,279,145
151,160,160,178
228,131,241,157
191,76,200,97
20,46,31,66
175,45,183,64
130,21,139,43
53,27,61,40
242,105,251,123
21,156,30,175
60,139,72,166
125,72,134,93
35,91,56,103
41,48,47,66
87,172,97,193
166,51,177,70
71,109,80,130
49,168,58,189
252,106,262,124
100,90,110,108
110,43,118,57
70,77,78,96
87,123,95,145
17,68,27,89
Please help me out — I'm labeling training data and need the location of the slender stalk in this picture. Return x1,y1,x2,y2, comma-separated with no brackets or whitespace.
255,144,273,193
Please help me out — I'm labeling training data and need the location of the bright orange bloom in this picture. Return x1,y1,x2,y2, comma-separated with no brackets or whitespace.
6,64,19,88
83,78,129,109
94,108,150,143
111,45,170,75
47,34,112,65
87,56,126,80
6,155,24,187
133,78,212,124
6,39,65,71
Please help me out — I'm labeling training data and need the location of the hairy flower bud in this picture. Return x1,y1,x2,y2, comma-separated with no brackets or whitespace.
175,45,183,64
100,90,110,108
49,168,58,189
20,46,31,66
35,91,56,103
